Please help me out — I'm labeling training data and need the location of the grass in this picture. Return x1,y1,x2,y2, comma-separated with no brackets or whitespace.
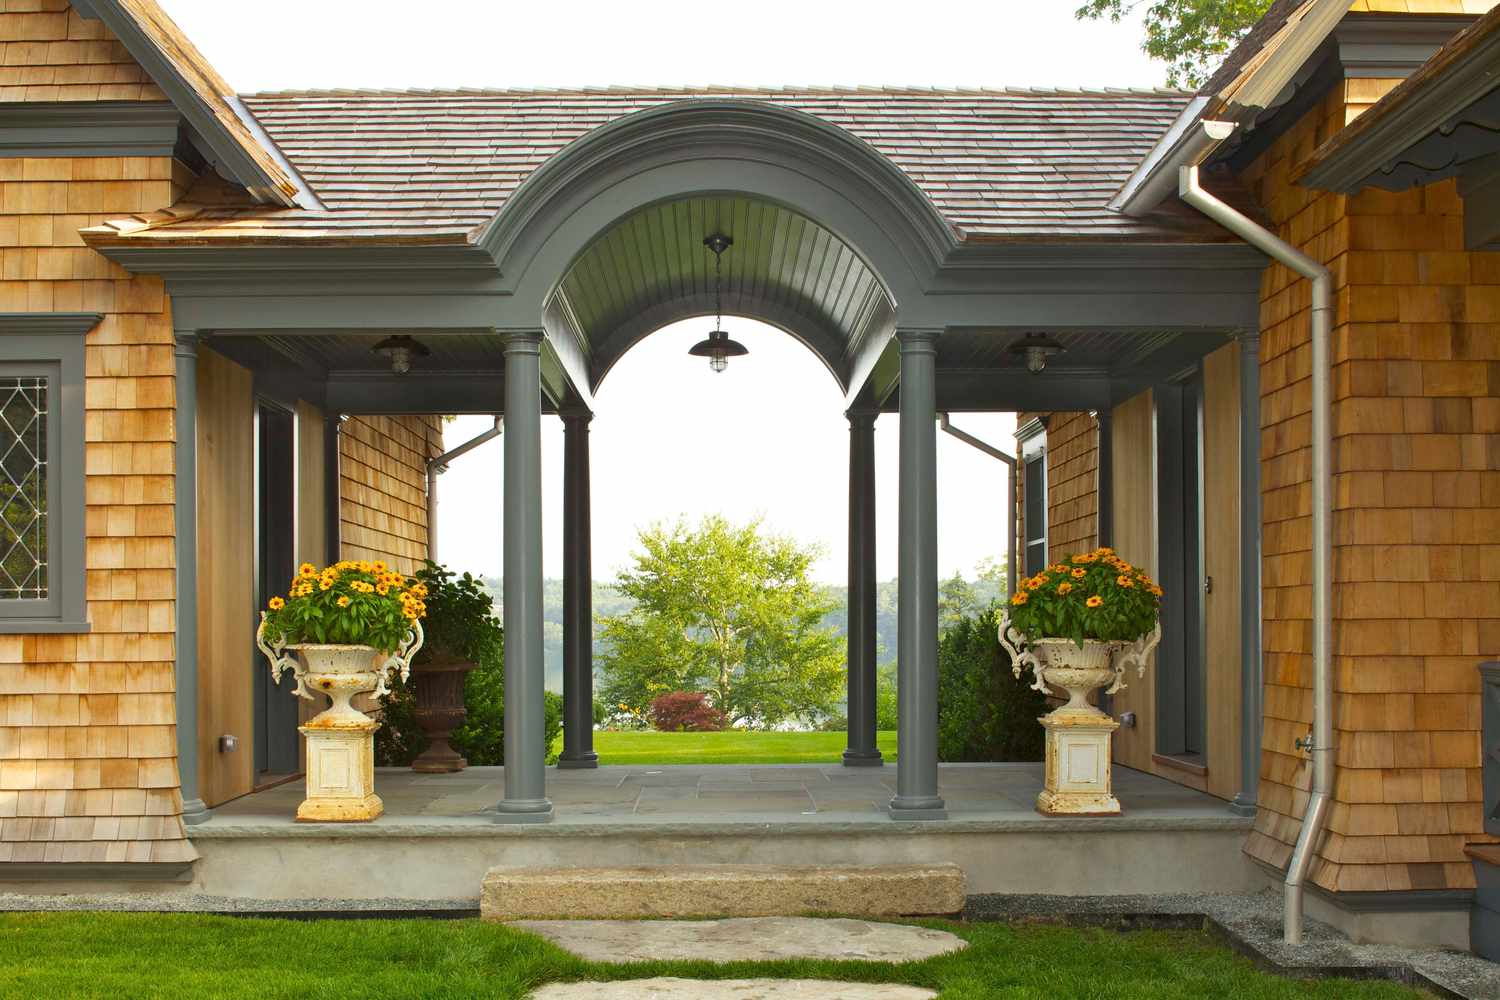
0,912,1425,1000
580,729,900,765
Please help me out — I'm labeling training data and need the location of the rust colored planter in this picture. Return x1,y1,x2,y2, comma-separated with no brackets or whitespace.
411,654,477,773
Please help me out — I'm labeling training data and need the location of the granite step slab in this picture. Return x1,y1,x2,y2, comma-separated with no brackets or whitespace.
529,979,937,999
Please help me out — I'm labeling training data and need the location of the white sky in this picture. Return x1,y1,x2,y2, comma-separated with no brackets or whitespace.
158,0,1165,584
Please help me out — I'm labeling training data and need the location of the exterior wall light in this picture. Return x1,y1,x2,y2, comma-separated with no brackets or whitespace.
1010,332,1065,373
688,234,748,373
372,334,430,375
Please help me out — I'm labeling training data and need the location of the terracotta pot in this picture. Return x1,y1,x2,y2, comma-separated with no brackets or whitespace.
411,653,477,773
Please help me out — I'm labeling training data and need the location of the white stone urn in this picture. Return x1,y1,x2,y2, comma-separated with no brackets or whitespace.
257,616,423,822
999,612,1160,816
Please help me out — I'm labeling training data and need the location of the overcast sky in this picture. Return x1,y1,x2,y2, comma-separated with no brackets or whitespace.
159,0,1164,583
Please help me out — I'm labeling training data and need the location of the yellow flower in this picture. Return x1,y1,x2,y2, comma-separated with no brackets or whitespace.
1011,590,1029,605
1086,595,1104,608
1071,567,1086,579
357,560,373,573
336,595,350,607
376,583,390,596
1117,574,1134,588
267,597,285,610
373,560,388,573
411,583,428,598
1097,547,1114,556
1072,554,1089,563
1050,563,1068,574
319,579,333,591
1149,584,1164,597
1056,582,1073,596
298,562,317,578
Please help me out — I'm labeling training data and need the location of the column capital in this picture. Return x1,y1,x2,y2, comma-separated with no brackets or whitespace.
1231,328,1261,348
173,331,199,358
845,407,878,427
896,328,941,352
560,408,594,427
499,329,544,355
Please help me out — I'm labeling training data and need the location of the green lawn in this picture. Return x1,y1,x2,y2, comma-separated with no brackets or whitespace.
577,729,900,765
0,912,1423,999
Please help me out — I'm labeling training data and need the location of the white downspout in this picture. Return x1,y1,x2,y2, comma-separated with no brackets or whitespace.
1179,158,1334,945
426,416,502,564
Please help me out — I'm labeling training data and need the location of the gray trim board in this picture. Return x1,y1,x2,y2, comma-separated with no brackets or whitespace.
0,861,194,881
0,102,180,158
0,313,100,634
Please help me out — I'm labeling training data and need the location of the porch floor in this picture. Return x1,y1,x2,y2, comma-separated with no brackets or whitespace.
206,761,1238,830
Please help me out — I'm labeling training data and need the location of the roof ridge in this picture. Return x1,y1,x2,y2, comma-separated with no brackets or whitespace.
241,84,1193,100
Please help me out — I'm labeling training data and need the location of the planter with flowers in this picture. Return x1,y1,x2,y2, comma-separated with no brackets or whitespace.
256,559,426,821
998,546,1162,816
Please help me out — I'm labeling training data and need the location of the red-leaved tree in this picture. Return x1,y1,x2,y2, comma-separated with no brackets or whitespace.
648,691,727,733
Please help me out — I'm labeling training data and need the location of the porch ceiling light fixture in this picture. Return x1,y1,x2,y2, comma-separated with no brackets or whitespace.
372,334,430,375
1010,332,1065,374
688,234,748,373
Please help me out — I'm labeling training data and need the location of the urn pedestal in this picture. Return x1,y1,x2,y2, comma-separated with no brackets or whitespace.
1038,710,1122,815
298,718,384,821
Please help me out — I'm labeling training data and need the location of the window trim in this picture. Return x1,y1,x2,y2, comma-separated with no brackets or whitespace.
1017,417,1049,577
0,314,100,634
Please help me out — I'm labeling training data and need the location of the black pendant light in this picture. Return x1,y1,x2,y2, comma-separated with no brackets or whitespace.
688,234,748,373
1009,331,1065,374
372,334,430,375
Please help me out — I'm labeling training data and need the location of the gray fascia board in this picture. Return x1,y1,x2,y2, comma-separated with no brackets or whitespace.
0,313,104,336
0,102,179,158
86,0,295,207
1300,22,1500,193
1333,14,1479,78
95,243,499,280
325,372,523,416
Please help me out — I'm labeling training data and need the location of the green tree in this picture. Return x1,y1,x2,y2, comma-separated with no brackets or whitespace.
1076,0,1274,87
939,572,977,629
597,515,845,728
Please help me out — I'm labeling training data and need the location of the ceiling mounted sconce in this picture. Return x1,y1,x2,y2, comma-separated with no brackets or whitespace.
1009,332,1065,374
688,234,748,373
372,334,430,375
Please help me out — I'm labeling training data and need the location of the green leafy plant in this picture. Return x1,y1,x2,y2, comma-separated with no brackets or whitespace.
260,559,426,652
410,562,500,667
1007,547,1163,646
938,605,1048,762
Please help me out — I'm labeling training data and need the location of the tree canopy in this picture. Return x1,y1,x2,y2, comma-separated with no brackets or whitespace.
1075,0,1274,88
597,515,845,729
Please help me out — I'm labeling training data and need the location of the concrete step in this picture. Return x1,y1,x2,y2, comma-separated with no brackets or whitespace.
480,863,965,920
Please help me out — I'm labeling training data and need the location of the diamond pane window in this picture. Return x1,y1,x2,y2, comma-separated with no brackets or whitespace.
0,376,47,601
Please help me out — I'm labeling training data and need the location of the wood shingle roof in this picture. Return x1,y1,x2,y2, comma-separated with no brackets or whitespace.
85,87,1241,248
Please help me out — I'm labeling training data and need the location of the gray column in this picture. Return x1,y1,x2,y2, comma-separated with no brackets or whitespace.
1231,332,1263,817
496,331,553,822
890,329,945,820
173,333,210,825
844,409,882,767
558,410,598,769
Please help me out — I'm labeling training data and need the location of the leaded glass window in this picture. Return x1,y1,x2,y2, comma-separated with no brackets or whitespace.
0,376,47,601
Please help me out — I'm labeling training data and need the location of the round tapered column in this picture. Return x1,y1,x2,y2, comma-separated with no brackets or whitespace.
890,329,946,820
496,331,553,822
844,409,882,766
558,410,598,769
173,333,210,825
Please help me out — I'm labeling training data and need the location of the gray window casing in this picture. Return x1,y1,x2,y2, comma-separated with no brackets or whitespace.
1017,417,1048,577
0,314,100,633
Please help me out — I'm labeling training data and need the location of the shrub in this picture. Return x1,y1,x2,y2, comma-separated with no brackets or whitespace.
647,691,727,732
937,604,1049,762
875,665,899,731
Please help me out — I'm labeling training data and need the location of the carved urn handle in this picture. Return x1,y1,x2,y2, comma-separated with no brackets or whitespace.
1105,622,1162,696
372,618,425,701
998,610,1048,694
256,613,312,701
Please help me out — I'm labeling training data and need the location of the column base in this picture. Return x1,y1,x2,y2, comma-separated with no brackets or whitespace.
493,799,555,824
1037,710,1121,816
556,752,599,770
1227,793,1258,817
842,748,884,767
888,795,947,821
297,720,382,822
181,798,212,826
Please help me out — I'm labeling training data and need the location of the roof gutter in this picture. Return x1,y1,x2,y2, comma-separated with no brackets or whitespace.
1178,147,1334,947
1113,0,1357,217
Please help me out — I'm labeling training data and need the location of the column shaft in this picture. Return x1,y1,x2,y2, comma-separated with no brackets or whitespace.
558,412,598,769
497,331,553,822
174,333,209,824
890,329,945,819
844,410,882,766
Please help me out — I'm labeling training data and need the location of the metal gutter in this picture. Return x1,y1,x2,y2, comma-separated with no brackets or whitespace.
938,413,1017,598
1179,157,1334,946
426,417,502,563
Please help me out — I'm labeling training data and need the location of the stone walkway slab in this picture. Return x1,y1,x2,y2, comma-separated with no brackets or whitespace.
514,916,967,964
529,979,937,999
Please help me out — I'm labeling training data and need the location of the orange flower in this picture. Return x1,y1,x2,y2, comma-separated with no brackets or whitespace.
336,595,350,608
1086,595,1104,608
1011,590,1029,606
267,596,285,610
1071,567,1086,578
1056,582,1073,596
1117,574,1134,588
1149,584,1163,597
1071,554,1090,563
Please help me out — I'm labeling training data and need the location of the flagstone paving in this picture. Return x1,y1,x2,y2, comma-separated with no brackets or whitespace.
529,980,938,999
512,916,967,963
